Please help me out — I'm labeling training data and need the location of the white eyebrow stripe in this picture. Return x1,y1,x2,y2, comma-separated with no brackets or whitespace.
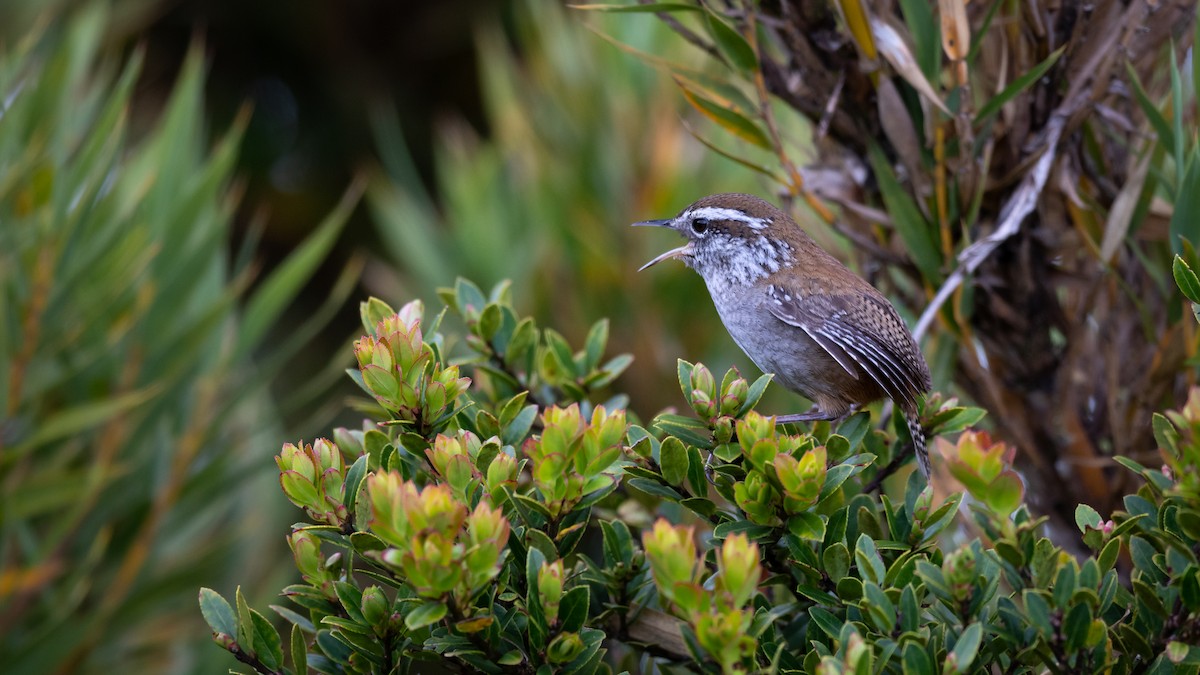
684,206,771,230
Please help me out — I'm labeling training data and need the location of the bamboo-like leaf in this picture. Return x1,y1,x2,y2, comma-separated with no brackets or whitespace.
1127,62,1175,155
236,177,365,357
675,77,772,149
872,18,950,115
898,0,940,78
1170,40,1186,189
868,144,943,282
1169,147,1200,256
974,47,1064,124
672,72,758,116
966,0,1004,63
1194,16,1200,113
570,2,701,12
703,9,757,72
8,385,161,458
583,24,707,76
681,122,788,183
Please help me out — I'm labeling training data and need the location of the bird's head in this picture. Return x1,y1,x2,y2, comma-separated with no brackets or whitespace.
634,193,800,286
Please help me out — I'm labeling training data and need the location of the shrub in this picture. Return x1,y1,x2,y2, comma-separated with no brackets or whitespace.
202,279,1200,673
0,7,358,670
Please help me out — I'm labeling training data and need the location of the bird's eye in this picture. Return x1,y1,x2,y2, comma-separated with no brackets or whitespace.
691,218,710,235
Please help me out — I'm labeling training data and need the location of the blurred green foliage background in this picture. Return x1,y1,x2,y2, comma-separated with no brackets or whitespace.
0,0,789,671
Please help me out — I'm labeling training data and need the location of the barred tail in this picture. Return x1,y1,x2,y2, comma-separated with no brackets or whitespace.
905,409,929,478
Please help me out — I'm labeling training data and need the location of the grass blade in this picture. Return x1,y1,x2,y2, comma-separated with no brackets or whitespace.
974,47,1064,125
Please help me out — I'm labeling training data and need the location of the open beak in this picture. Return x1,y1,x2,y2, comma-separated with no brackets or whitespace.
632,218,692,271
638,243,694,271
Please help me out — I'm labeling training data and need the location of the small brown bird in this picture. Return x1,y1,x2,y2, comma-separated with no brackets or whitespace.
636,193,933,477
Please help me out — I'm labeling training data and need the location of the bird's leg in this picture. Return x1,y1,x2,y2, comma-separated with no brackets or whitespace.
773,403,857,425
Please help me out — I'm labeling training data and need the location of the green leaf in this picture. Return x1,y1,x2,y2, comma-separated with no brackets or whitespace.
823,542,851,582
1023,590,1053,637
236,587,254,649
1169,148,1200,255
659,436,688,486
686,445,708,497
855,534,886,584
10,385,160,456
454,277,488,319
237,179,363,356
343,455,368,513
569,2,701,12
478,302,503,341
526,528,559,561
291,623,308,673
682,124,790,183
502,404,539,446
1171,41,1185,188
788,512,826,542
680,497,717,518
249,608,284,671
1126,62,1175,155
677,359,695,400
1098,537,1122,573
950,622,983,671
601,519,634,566
740,374,773,416
583,318,609,372
928,406,987,435
544,328,578,379
559,586,590,633
974,47,1064,125
809,607,844,638
676,77,771,149
1175,255,1200,305
198,588,237,638
405,600,448,630
1062,602,1093,651
703,10,757,71
712,520,775,540
627,477,683,501
836,412,871,452
271,604,316,633
868,143,942,283
898,0,939,78
903,642,933,675
1075,504,1103,532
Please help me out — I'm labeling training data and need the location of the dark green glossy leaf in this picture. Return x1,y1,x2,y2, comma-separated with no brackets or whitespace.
560,586,590,633
627,477,683,501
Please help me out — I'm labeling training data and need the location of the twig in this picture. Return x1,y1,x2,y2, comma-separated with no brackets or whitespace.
816,73,845,142
863,440,913,493
912,110,1069,342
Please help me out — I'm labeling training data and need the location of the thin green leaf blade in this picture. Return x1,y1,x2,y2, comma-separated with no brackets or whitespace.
236,178,365,357
868,144,942,282
974,47,1064,125
676,78,772,149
